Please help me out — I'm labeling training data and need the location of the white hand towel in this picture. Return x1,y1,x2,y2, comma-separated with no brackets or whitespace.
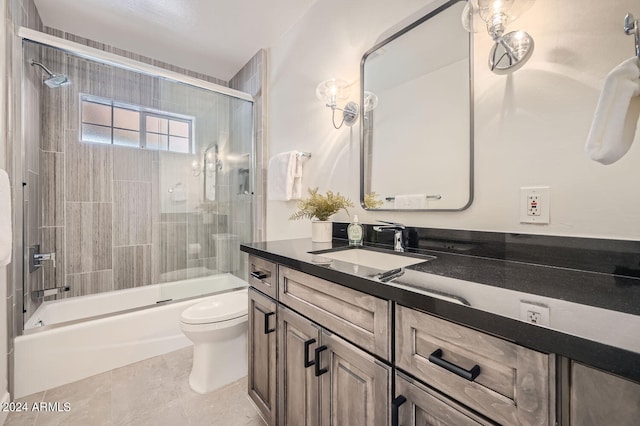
267,151,298,201
292,154,305,200
585,57,640,164
0,169,12,267
394,194,428,209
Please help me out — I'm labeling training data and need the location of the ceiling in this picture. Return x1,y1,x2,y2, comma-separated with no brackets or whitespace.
33,0,318,81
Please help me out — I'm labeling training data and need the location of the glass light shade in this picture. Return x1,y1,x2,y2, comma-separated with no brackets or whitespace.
461,2,479,33
316,78,350,107
475,0,534,26
488,30,534,74
363,91,379,113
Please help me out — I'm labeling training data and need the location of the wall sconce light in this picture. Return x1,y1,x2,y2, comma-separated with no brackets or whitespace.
191,144,222,177
363,91,379,114
316,78,359,129
464,0,535,74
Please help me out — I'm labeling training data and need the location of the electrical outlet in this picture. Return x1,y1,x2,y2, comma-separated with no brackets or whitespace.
520,187,550,224
520,301,550,326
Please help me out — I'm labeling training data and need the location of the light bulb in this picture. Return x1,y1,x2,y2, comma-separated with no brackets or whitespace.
316,79,350,108
476,0,533,27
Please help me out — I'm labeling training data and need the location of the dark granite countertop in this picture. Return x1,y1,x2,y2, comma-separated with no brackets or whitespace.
241,235,640,384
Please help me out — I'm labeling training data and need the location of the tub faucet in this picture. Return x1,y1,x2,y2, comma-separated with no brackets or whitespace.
29,245,56,272
373,221,406,252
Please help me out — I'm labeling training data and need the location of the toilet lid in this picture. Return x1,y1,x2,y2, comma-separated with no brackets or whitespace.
181,290,248,325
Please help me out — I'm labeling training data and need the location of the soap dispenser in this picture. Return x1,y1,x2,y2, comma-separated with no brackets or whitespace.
347,215,364,246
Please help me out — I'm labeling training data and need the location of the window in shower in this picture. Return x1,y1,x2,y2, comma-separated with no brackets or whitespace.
80,95,194,153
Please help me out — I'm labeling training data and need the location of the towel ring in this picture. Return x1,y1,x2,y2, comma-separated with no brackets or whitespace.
624,13,640,59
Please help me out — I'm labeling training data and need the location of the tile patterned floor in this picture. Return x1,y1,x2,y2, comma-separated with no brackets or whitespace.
5,347,265,426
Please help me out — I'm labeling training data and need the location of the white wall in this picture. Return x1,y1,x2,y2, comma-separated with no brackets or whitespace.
267,0,640,241
0,0,10,418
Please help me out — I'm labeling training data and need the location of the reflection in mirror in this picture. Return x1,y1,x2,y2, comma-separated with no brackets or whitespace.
361,0,473,211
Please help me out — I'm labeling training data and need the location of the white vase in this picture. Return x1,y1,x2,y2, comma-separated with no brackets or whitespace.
311,220,333,243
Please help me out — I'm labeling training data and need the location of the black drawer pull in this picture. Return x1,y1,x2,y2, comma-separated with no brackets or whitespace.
251,270,270,280
391,395,407,426
304,339,316,368
263,311,275,334
429,349,480,381
314,345,328,377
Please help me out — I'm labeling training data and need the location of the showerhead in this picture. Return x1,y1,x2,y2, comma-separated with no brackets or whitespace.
43,74,70,88
30,60,70,88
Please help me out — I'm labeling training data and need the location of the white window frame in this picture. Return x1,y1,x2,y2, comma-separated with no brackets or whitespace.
79,94,195,153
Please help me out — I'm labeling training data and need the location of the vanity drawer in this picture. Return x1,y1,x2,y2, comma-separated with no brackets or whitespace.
248,255,277,299
396,305,553,426
278,266,391,360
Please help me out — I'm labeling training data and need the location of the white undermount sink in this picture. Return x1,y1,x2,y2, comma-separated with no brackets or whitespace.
315,249,432,270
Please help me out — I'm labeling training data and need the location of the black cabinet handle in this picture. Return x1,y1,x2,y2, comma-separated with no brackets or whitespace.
391,395,407,426
314,345,328,377
304,339,316,368
428,349,480,381
263,311,275,334
251,270,269,280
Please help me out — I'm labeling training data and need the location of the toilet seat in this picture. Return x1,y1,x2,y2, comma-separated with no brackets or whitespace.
180,289,248,325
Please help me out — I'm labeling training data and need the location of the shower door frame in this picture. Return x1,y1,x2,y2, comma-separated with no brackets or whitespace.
15,27,257,335
18,27,254,103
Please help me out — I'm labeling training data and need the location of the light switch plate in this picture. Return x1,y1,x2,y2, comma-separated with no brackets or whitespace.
520,186,550,224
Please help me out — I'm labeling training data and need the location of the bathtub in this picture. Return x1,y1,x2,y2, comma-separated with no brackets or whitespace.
14,273,248,398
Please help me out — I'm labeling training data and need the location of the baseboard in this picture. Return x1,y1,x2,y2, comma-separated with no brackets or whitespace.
0,390,10,424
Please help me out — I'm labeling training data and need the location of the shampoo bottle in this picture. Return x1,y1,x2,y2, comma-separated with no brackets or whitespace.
347,215,364,246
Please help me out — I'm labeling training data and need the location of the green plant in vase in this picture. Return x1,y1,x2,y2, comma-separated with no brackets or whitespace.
290,187,354,242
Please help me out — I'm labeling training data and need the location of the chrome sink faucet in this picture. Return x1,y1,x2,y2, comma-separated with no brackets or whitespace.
373,221,406,252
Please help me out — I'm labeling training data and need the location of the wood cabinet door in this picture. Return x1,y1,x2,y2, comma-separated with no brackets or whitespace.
395,372,498,426
570,361,640,426
318,330,391,426
278,306,322,426
248,288,277,426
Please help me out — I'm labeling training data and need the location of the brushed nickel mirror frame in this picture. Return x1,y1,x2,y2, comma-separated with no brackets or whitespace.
360,0,474,212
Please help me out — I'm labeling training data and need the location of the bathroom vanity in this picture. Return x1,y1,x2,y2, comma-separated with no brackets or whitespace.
242,228,640,425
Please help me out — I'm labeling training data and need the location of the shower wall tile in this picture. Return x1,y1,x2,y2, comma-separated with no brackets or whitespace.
43,27,65,39
113,181,152,246
66,202,112,274
187,213,218,260
40,83,68,152
41,226,65,289
113,146,155,182
155,223,187,282
26,171,40,247
229,49,268,242
23,58,42,168
66,270,114,298
64,33,111,52
113,245,152,290
41,151,64,226
25,0,42,31
186,258,217,278
70,56,114,100
65,140,112,202
151,161,160,224
112,67,158,108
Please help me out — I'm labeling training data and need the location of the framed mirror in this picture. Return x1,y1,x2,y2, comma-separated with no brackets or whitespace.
360,0,473,211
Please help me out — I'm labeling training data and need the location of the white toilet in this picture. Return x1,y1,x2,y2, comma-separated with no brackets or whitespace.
180,288,248,394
